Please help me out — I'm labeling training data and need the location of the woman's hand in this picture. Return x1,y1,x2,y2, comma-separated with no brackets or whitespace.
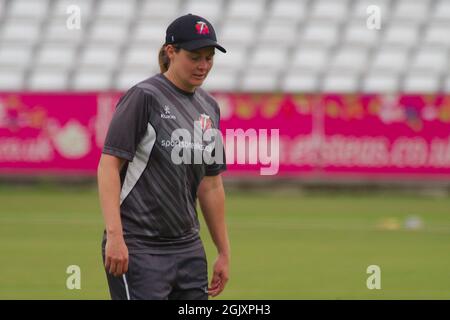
208,252,230,297
104,234,129,277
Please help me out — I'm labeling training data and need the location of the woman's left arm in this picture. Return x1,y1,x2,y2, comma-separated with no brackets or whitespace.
197,174,230,297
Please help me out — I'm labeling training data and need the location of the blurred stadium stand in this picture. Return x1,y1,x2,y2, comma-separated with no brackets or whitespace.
0,0,448,92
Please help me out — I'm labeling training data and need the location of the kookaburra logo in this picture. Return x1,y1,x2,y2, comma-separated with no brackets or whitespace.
161,105,176,119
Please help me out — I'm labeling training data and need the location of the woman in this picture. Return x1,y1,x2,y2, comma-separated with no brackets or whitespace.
97,14,230,300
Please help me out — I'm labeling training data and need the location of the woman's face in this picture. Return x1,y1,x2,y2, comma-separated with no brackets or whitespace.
166,46,215,91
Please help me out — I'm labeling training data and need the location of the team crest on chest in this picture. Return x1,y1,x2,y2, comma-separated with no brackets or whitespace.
198,113,212,130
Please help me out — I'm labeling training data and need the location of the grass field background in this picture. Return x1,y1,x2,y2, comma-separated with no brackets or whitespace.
1,184,449,299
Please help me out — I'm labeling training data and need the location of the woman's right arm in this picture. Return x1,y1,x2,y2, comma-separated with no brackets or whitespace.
97,153,129,277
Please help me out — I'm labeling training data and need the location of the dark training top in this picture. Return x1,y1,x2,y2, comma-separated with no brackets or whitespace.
101,73,226,254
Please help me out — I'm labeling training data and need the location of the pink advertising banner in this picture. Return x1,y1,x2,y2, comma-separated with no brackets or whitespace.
213,93,316,177
0,93,120,176
0,92,449,179
216,93,450,179
319,94,450,179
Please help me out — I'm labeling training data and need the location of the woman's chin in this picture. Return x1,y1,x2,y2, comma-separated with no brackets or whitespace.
190,78,205,86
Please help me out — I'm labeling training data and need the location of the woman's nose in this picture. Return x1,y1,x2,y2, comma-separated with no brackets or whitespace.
198,58,208,70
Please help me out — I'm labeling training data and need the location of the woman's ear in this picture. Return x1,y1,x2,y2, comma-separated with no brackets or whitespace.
165,45,176,60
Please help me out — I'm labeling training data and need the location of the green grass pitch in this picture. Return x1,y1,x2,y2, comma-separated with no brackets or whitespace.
1,184,449,299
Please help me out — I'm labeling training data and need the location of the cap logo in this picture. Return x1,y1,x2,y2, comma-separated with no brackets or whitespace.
195,21,209,35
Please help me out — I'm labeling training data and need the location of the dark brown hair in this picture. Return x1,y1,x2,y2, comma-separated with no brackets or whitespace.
158,44,180,73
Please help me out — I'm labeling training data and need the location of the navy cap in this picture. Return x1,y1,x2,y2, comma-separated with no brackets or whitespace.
165,14,226,53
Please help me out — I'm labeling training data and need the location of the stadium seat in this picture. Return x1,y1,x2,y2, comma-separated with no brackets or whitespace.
0,44,33,68
8,0,49,20
115,69,155,91
281,71,319,92
79,45,120,69
241,69,279,92
392,0,431,22
133,21,167,45
220,20,256,46
0,68,25,90
213,46,247,71
203,69,238,92
227,0,266,22
330,47,369,73
35,44,77,69
140,0,180,21
423,23,450,47
268,0,307,21
433,0,450,21
383,22,419,47
122,45,160,69
353,0,391,19
52,0,94,19
310,0,349,22
249,46,288,71
403,72,441,93
96,0,136,20
362,72,400,93
291,47,329,72
371,47,409,73
301,21,340,47
409,48,448,74
444,76,450,93
343,20,380,47
182,0,223,25
89,20,129,45
72,69,112,91
1,19,41,44
44,18,84,44
29,69,69,91
322,72,360,93
0,0,5,17
258,19,299,47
